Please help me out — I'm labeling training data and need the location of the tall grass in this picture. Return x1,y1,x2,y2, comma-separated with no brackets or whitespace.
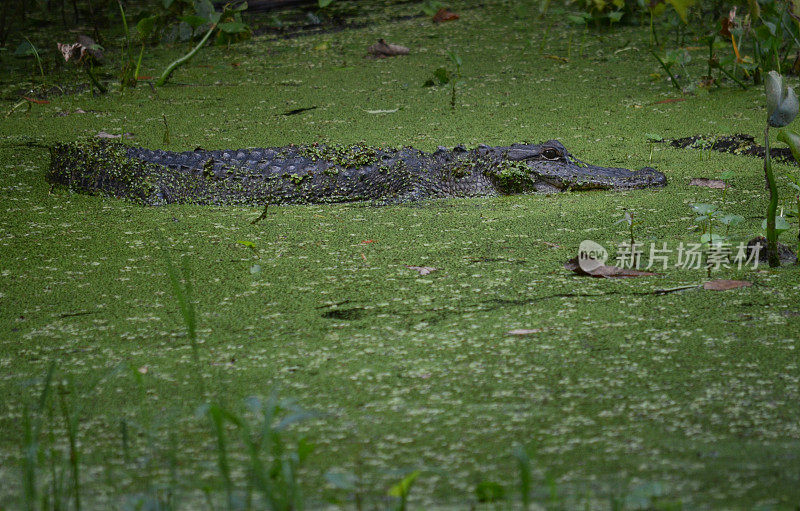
12,241,684,510
19,362,125,511
161,238,205,396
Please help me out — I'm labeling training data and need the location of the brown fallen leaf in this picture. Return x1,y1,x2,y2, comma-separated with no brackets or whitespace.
564,258,660,278
689,178,729,189
433,8,459,22
703,279,752,291
22,96,50,105
367,39,410,58
406,265,438,275
96,131,134,139
507,329,542,335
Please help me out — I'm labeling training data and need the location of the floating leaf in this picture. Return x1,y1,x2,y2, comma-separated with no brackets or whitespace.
564,258,660,278
689,178,728,189
367,39,409,58
406,265,438,275
691,203,718,215
703,279,752,291
96,131,134,139
719,213,744,226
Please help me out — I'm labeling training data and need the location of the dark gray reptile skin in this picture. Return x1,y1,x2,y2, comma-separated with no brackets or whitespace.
47,140,667,205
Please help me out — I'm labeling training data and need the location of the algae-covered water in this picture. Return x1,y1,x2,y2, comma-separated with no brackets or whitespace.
1,0,799,508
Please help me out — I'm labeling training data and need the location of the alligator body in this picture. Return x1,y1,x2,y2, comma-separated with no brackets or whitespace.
47,140,667,206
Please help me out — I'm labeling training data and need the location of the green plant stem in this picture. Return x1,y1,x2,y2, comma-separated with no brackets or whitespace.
162,113,170,145
23,37,45,78
796,194,800,264
117,0,130,65
567,32,572,60
86,64,107,94
156,23,217,86
209,406,235,510
134,43,144,80
22,405,37,511
650,50,681,91
717,64,748,90
764,126,780,267
649,10,660,48
59,383,81,511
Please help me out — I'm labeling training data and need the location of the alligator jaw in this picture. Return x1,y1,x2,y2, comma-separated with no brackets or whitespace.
533,161,667,191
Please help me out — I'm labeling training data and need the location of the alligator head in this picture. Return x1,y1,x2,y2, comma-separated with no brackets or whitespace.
489,140,667,192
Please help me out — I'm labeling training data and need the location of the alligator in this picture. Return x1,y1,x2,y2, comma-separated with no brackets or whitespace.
47,139,667,206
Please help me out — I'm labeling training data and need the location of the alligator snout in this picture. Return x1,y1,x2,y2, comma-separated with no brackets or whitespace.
622,166,668,189
533,161,668,191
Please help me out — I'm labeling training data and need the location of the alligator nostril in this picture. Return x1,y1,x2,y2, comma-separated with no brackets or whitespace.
636,167,667,186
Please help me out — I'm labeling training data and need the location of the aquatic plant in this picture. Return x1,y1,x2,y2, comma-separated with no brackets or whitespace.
763,71,798,266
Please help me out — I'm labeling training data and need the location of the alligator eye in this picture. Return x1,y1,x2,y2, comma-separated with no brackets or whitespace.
541,148,561,160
